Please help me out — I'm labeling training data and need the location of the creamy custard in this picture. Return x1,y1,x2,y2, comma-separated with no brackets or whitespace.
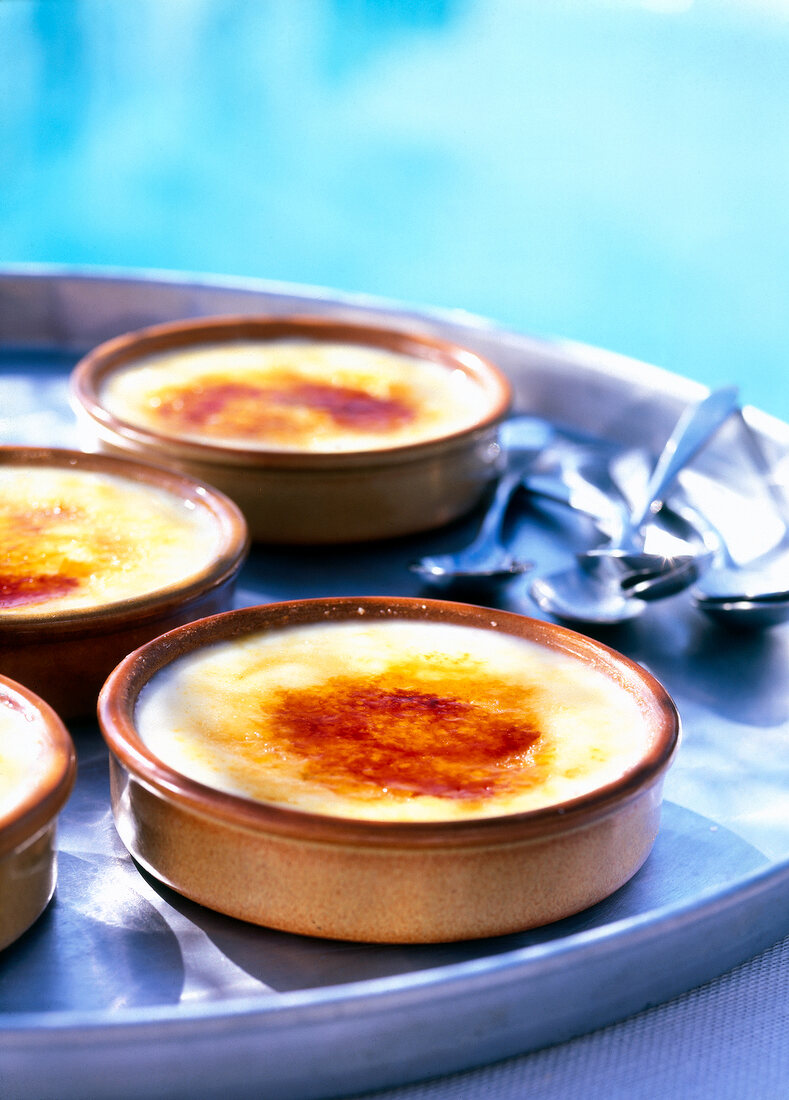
0,466,224,617
0,689,52,821
100,341,488,453
135,619,653,823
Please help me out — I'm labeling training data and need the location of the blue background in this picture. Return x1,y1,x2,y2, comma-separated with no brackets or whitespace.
1,0,788,418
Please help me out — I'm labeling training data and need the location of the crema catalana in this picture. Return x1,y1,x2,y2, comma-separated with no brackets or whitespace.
0,688,52,820
0,466,223,617
99,340,488,453
135,619,653,823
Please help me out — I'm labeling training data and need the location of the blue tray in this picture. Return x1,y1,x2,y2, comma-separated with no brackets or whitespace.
1,268,788,1100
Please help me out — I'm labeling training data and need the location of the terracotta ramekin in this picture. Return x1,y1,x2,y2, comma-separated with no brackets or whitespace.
98,597,680,944
0,674,76,951
0,447,249,719
69,315,512,544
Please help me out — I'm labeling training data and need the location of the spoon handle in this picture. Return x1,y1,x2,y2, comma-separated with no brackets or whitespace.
460,469,523,563
631,385,740,532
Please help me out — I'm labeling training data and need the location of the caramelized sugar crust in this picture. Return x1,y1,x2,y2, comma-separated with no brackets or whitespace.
2,498,126,611
150,374,417,442
136,621,651,823
254,659,544,802
101,341,486,453
0,467,221,616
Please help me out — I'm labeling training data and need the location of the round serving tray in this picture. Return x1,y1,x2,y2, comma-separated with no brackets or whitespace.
1,267,788,1100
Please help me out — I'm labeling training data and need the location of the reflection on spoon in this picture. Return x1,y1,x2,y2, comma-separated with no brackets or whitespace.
529,558,646,625
527,503,710,621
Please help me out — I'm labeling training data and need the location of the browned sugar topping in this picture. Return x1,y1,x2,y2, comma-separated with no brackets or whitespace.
149,375,417,440
1,504,85,610
263,664,548,801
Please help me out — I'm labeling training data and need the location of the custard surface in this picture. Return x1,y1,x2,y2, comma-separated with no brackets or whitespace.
100,341,488,453
135,619,653,822
0,690,51,821
0,466,223,617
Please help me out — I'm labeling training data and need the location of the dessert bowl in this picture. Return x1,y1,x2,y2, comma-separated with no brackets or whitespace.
0,674,76,951
0,447,249,718
70,315,512,543
98,596,680,943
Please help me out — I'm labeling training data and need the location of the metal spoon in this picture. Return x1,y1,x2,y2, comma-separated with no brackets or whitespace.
529,386,739,623
529,520,713,623
692,534,789,629
523,474,716,598
691,410,789,614
693,596,789,630
409,415,553,587
623,548,712,602
692,545,789,604
529,555,647,624
580,385,740,583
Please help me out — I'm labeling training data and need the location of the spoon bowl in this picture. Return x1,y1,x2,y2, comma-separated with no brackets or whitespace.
694,595,789,630
529,563,646,625
530,512,714,624
583,502,718,597
623,553,712,601
692,553,789,628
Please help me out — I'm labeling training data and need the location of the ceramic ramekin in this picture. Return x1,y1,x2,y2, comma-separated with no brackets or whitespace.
70,315,512,544
0,674,76,951
0,447,249,719
98,597,680,944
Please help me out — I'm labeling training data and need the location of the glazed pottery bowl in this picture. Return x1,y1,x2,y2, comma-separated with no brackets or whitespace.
70,315,512,543
98,596,680,944
0,447,249,718
0,674,76,950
